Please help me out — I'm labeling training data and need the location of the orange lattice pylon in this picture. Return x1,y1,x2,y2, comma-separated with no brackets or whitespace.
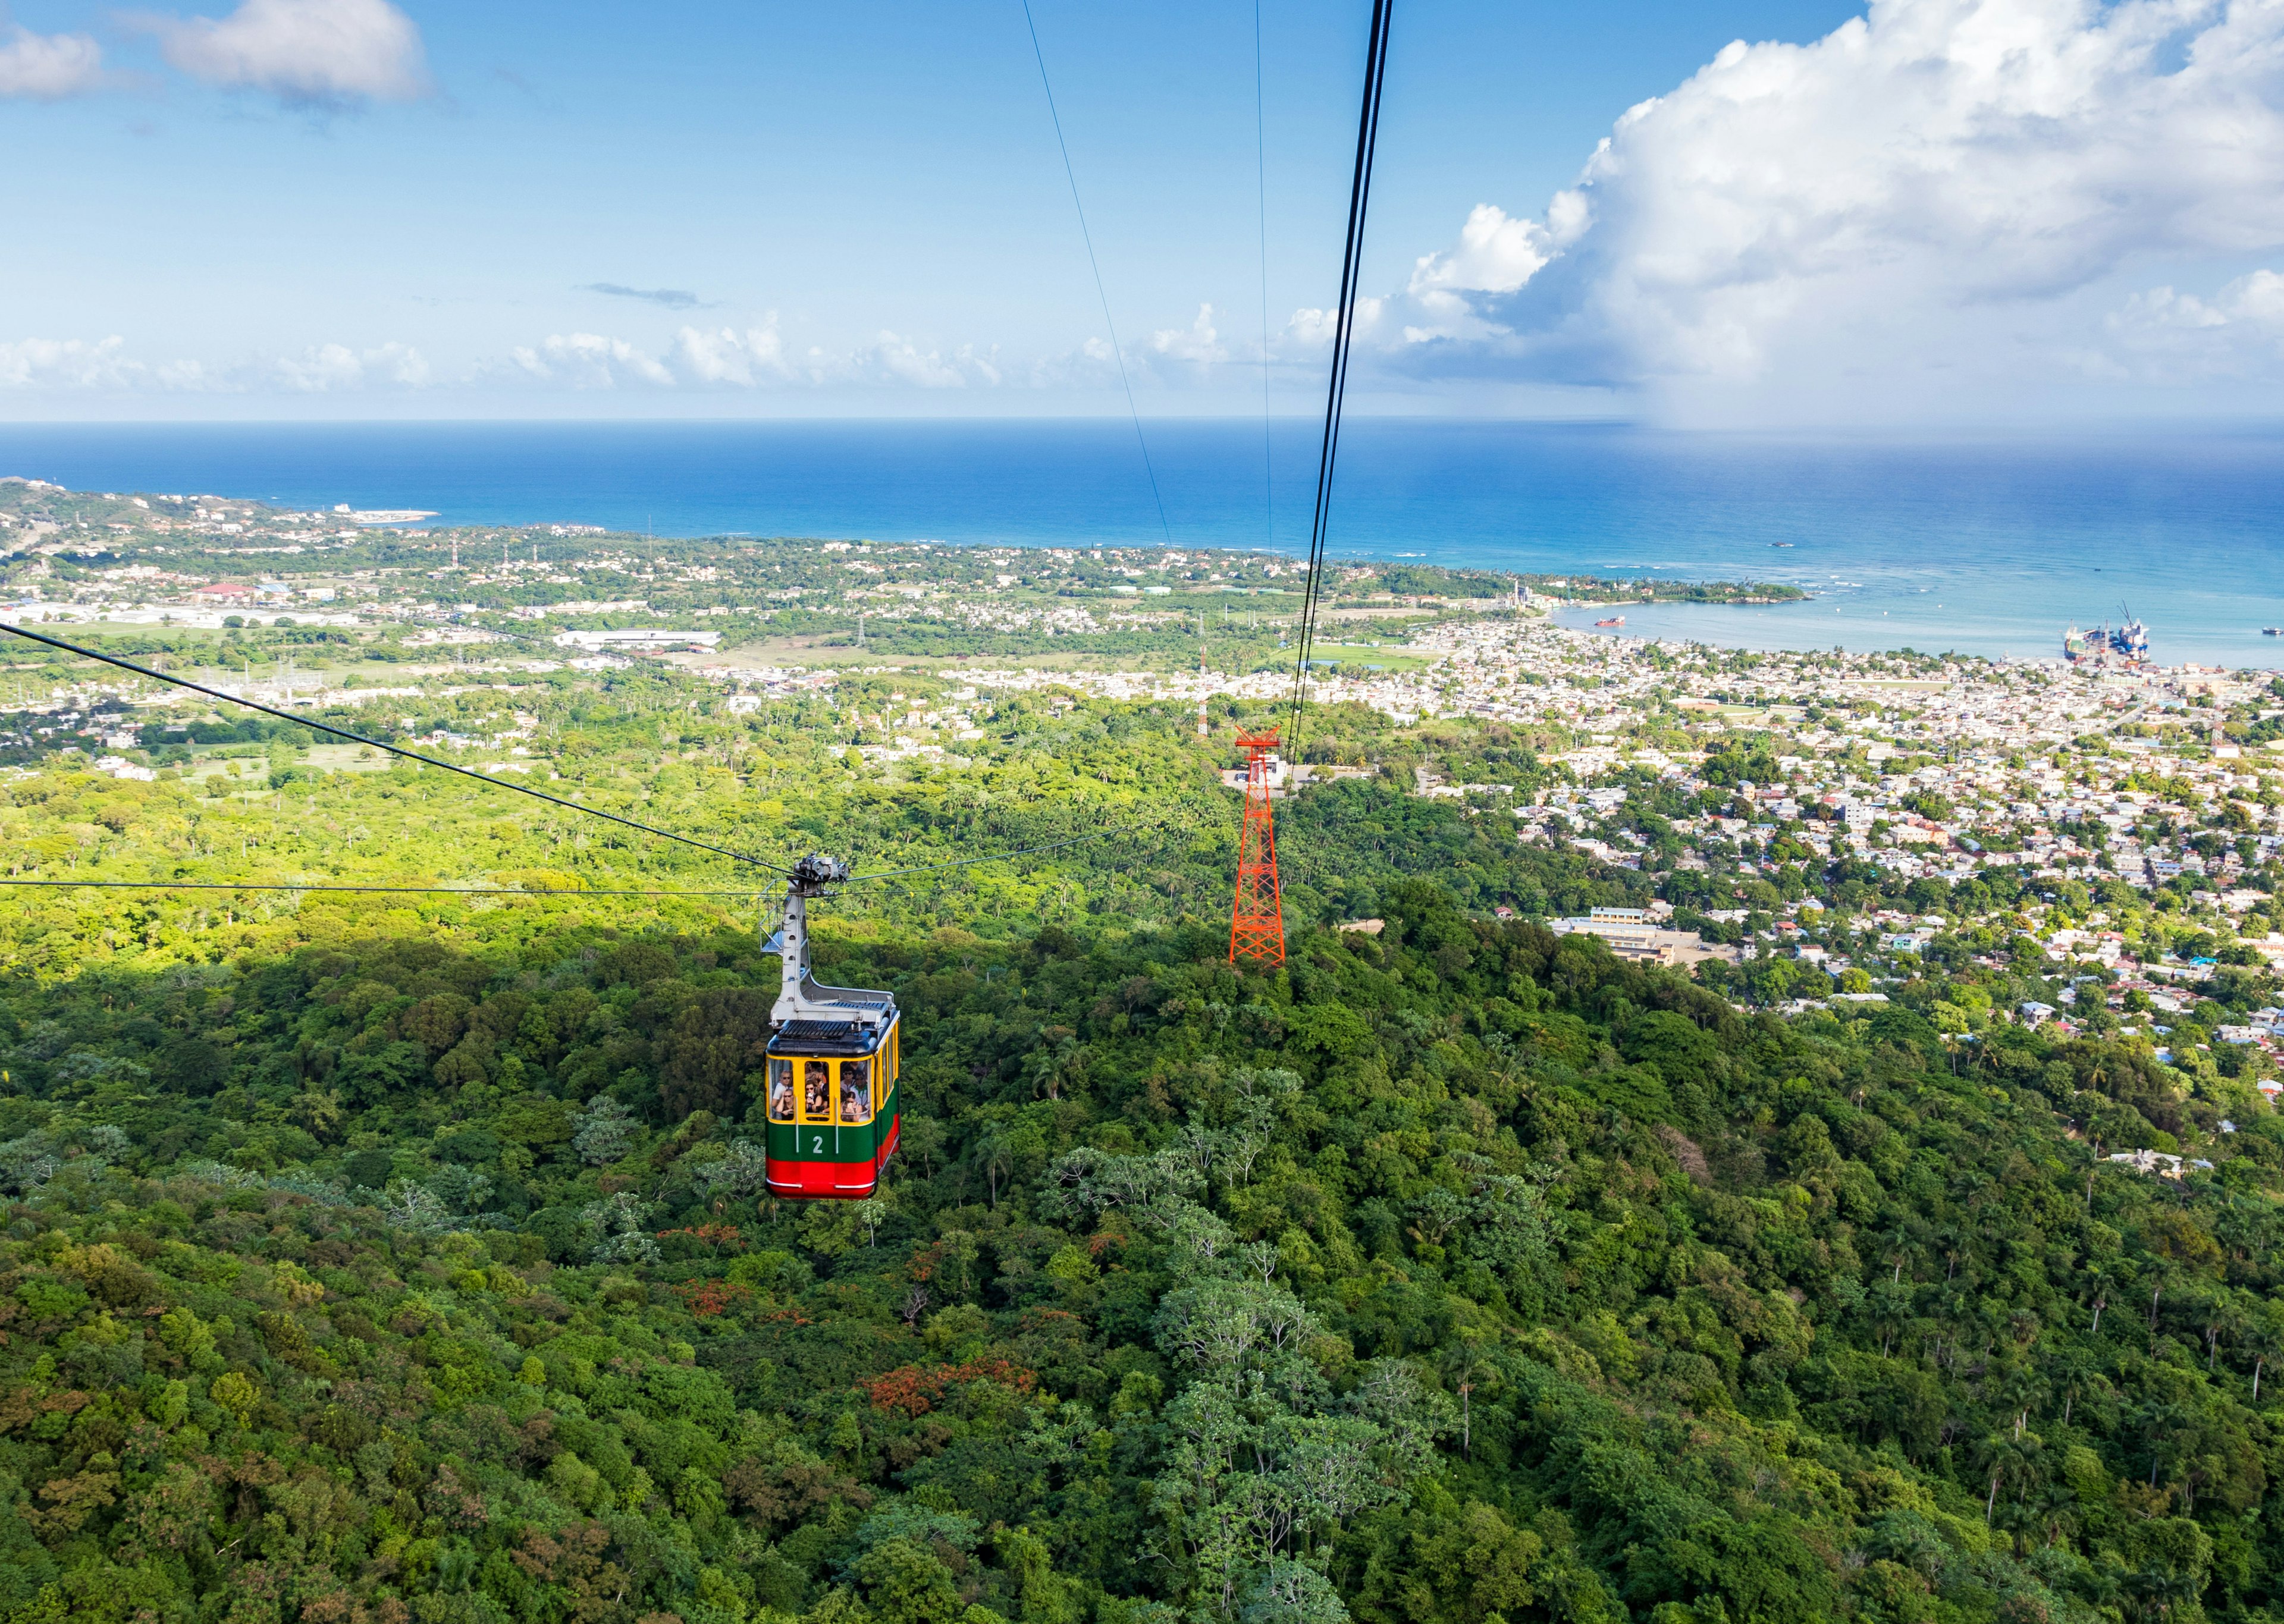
1229,728,1285,966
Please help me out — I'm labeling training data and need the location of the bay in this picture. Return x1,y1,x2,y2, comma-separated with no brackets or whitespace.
2,417,2281,667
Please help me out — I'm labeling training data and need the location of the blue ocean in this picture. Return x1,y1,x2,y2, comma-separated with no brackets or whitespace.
4,417,2282,668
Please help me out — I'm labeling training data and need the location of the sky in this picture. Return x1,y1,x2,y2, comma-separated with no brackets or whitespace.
4,0,2282,426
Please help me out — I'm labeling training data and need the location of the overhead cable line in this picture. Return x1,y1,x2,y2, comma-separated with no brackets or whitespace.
2,627,1172,893
1020,0,1174,546
0,621,793,877
0,879,768,898
1288,0,1394,746
0,825,1167,899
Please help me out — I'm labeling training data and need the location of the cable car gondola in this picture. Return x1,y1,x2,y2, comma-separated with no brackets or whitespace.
763,855,900,1200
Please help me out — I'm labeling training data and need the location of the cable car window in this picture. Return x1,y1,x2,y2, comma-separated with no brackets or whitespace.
767,1059,795,1122
840,1059,872,1126
803,1060,830,1122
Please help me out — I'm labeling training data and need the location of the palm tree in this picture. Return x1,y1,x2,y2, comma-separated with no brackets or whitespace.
2048,1342,2100,1429
2200,1290,2247,1375
2025,1479,2079,1549
1974,1429,2045,1527
1976,1430,2011,1524
2245,1299,2284,1403
2141,1260,2173,1355
2128,1391,2186,1493
1993,1363,2047,1441
1932,1220,1969,1283
2081,1256,2117,1339
1440,1338,1496,1457
1869,1276,1915,1358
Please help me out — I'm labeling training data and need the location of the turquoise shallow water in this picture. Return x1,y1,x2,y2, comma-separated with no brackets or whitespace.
2,417,2282,666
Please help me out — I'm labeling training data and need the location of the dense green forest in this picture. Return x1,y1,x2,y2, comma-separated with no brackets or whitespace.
0,680,2277,1624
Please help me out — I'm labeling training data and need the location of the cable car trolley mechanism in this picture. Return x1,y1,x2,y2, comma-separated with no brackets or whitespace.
761,855,900,1200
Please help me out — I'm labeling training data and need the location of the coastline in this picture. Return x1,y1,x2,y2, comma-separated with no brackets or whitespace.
5,416,2283,667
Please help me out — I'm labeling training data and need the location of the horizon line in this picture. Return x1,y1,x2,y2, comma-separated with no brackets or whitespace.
7,414,2284,438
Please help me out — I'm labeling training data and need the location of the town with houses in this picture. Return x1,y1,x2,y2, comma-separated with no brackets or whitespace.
5,475,2283,1163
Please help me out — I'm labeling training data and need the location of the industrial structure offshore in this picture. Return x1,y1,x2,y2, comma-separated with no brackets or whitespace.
2064,614,2151,666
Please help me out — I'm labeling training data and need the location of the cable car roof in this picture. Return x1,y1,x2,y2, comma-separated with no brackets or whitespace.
769,1016,894,1057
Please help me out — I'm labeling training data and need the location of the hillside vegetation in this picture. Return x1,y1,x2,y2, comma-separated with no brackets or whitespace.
0,687,2275,1624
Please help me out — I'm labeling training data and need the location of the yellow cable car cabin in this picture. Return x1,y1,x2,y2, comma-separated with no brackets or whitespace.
763,1022,899,1199
762,856,900,1200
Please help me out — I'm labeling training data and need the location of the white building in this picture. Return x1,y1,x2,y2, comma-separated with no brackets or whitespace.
550,629,721,652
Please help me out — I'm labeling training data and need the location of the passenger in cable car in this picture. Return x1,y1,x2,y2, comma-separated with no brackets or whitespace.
840,1060,870,1124
804,1060,830,1118
768,1064,794,1122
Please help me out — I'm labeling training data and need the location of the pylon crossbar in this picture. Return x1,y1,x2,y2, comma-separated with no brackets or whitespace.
1229,728,1285,966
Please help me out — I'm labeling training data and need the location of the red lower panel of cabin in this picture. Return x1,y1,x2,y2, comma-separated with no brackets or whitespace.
765,1114,899,1200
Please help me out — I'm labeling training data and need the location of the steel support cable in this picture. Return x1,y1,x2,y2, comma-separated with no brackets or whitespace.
1288,0,1394,747
0,879,770,897
1,626,1182,891
1021,0,1174,546
0,623,799,872
0,820,1163,892
1294,36,1387,685
1291,0,1392,729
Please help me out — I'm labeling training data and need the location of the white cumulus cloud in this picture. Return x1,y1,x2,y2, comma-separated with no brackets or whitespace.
0,337,139,389
2106,268,2284,379
1404,0,2284,417
1404,199,1586,343
150,0,429,106
272,340,428,391
504,324,1003,391
1284,297,1383,349
855,332,1000,388
0,335,431,392
0,26,103,99
673,322,790,386
1151,304,1226,366
510,333,675,389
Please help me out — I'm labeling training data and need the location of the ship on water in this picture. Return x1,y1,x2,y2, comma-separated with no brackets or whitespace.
2063,607,2151,666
